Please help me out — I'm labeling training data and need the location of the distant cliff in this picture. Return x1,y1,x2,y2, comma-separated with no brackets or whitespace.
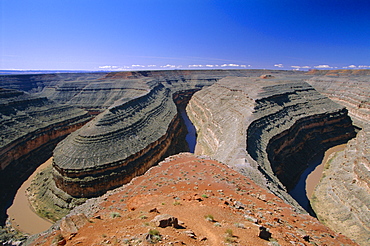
187,77,356,209
312,127,370,245
307,75,370,245
0,88,91,224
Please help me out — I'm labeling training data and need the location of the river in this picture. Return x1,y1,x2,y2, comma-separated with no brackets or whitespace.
6,109,197,235
289,144,347,215
8,110,341,233
6,158,53,235
179,108,197,153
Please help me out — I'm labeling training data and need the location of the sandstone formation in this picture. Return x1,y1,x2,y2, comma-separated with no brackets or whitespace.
0,88,91,224
52,83,186,198
307,76,370,129
49,70,291,200
187,77,356,208
26,153,357,246
311,127,370,245
305,73,370,245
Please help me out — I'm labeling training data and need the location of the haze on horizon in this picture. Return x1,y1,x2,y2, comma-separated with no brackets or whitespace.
1,0,369,71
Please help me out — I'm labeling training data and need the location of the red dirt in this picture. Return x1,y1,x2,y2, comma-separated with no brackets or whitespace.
30,153,357,246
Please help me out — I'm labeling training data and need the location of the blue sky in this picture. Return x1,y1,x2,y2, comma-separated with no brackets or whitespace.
1,0,369,70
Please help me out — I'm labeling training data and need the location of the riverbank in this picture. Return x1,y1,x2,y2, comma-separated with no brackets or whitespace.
289,144,348,214
306,144,347,199
6,158,53,235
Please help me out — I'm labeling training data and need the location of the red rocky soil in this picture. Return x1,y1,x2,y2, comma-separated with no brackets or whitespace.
31,153,357,246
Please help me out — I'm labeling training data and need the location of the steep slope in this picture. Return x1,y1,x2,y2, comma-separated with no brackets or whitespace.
0,88,91,224
311,127,370,245
52,83,184,198
307,76,370,129
187,77,356,209
306,74,370,245
27,153,357,246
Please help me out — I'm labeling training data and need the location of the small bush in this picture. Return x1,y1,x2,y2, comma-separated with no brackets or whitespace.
147,229,162,243
204,214,215,222
52,234,64,243
225,236,237,243
225,229,233,237
201,194,208,198
110,212,121,218
149,229,160,236
173,201,181,206
140,215,148,219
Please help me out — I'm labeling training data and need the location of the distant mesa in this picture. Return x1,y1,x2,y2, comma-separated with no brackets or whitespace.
259,74,275,79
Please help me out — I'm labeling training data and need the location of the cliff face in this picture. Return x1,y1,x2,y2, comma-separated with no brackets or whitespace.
50,72,226,199
187,77,356,208
48,70,284,200
0,88,91,224
307,76,370,129
311,127,370,245
247,82,356,191
0,88,91,171
306,75,370,245
53,84,186,198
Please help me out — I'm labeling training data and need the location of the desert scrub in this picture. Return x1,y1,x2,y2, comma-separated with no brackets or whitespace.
110,212,121,218
173,201,181,206
201,194,208,198
140,215,148,219
224,229,237,243
52,234,64,244
204,214,215,222
225,229,233,237
146,229,162,243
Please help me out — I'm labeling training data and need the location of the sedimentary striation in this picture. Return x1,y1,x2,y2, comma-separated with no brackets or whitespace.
306,73,370,245
0,70,368,245
52,83,185,198
307,76,370,129
0,88,91,223
187,76,356,208
311,127,370,245
49,70,289,200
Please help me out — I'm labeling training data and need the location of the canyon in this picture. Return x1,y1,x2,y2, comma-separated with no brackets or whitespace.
0,87,91,226
0,69,369,245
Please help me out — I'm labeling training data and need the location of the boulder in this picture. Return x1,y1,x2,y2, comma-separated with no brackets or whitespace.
60,213,89,239
151,214,179,228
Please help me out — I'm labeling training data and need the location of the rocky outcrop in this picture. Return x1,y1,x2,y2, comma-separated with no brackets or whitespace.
0,89,90,171
52,84,184,198
27,153,357,246
311,127,370,245
187,77,356,208
306,74,370,245
307,76,370,129
49,70,290,200
0,88,91,224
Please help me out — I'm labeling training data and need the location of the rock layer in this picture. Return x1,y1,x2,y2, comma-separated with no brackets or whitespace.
311,127,370,245
0,88,91,224
187,77,356,208
307,76,370,129
53,84,186,197
306,73,370,245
